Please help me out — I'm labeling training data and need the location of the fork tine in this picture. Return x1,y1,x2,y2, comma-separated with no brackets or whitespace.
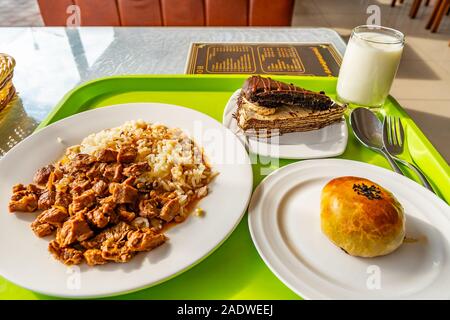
389,116,395,145
397,117,405,147
383,116,390,144
396,117,402,146
394,116,400,146
394,117,400,147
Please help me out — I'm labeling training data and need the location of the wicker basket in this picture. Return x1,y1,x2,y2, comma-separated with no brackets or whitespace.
0,53,16,112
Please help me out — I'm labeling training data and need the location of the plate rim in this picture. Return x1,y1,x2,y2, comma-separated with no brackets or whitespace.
0,102,253,298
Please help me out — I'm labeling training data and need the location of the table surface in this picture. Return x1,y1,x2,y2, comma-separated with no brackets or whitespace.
0,27,345,157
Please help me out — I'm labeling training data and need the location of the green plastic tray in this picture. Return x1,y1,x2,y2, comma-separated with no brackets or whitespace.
1,75,449,300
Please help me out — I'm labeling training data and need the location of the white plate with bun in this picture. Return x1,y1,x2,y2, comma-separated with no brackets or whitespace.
248,159,450,299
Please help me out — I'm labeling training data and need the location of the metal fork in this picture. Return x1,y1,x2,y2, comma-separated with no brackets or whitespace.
383,116,435,193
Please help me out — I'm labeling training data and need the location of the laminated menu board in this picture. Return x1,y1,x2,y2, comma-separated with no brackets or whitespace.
185,43,341,76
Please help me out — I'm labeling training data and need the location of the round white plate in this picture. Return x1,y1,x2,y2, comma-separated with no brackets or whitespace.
223,89,348,159
248,159,450,299
0,103,253,298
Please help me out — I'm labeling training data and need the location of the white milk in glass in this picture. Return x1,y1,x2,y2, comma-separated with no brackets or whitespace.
337,26,404,107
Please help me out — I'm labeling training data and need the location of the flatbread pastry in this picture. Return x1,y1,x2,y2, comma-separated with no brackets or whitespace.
234,76,346,137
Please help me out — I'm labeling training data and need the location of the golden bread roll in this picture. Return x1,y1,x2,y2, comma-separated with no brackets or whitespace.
321,176,405,258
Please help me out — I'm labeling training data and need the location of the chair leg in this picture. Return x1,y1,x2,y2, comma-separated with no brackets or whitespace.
391,0,397,7
400,0,404,3
425,0,430,5
410,0,423,18
431,0,450,32
426,0,444,29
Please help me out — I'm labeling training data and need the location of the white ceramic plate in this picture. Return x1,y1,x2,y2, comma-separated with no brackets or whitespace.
248,159,450,299
0,103,253,298
222,89,348,159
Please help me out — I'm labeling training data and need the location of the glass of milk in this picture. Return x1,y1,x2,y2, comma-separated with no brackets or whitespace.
337,25,404,107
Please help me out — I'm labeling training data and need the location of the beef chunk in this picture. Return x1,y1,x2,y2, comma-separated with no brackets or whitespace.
100,237,134,263
81,221,135,262
55,191,72,208
38,207,69,227
117,146,137,163
26,184,43,195
99,195,117,211
57,215,94,247
33,165,54,185
92,180,108,196
71,177,92,196
86,162,105,180
159,198,181,222
38,189,55,210
100,196,119,224
97,149,118,163
123,162,149,177
80,222,133,249
9,194,38,212
83,249,107,266
114,165,123,182
12,184,26,193
31,220,54,237
31,207,69,237
123,176,136,187
72,153,95,169
150,190,177,204
72,189,96,212
100,228,166,262
138,199,159,218
104,163,123,182
48,240,83,265
126,230,167,252
85,205,111,229
10,184,40,198
53,167,64,181
111,183,138,204
79,221,166,265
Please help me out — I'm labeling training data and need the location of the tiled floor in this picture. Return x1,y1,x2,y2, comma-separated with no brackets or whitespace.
0,0,449,162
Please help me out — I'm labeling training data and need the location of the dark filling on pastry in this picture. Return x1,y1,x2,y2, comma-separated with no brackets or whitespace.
248,92,333,110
